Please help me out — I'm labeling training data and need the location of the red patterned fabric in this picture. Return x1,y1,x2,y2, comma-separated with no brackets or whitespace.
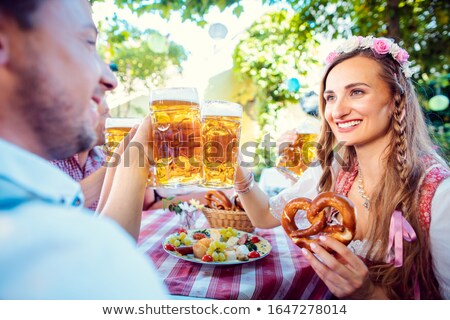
417,156,450,232
333,155,450,299
334,163,358,195
50,147,105,210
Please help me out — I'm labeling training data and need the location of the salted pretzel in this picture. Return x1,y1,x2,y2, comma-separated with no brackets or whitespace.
204,190,233,210
281,192,356,251
230,194,245,211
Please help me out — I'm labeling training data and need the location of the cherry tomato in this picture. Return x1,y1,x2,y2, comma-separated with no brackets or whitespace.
164,243,175,251
193,233,207,240
201,255,213,262
248,251,261,259
250,236,260,243
177,227,187,234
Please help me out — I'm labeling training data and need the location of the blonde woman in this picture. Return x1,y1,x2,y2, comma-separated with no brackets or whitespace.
235,36,450,299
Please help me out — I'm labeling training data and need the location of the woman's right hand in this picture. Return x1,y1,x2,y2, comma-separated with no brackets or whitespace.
276,129,297,155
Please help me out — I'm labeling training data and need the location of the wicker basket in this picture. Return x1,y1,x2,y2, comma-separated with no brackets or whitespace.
202,207,255,233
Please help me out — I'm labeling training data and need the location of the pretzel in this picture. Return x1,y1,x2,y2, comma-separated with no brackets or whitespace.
281,192,356,251
204,190,233,210
231,194,245,211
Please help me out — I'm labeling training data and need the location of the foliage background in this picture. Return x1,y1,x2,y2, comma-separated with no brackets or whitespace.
91,0,449,164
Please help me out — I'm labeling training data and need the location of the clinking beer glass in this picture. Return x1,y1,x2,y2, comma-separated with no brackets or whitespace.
105,117,142,160
201,100,242,189
149,87,202,187
276,129,318,181
104,117,156,187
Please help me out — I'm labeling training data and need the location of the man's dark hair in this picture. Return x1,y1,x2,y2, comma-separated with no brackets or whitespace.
0,0,46,30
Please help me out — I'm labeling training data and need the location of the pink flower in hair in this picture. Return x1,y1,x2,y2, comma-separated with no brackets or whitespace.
325,36,413,78
325,51,339,65
395,49,410,63
372,38,391,55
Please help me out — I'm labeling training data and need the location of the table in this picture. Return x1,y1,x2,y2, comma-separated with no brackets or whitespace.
138,209,331,300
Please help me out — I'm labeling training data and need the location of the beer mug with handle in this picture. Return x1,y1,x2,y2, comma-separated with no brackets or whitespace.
201,100,243,189
149,87,202,188
276,121,319,181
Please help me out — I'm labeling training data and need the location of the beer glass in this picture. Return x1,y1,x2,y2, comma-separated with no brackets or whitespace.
104,117,156,187
149,87,202,187
105,117,142,159
276,129,318,181
201,100,242,189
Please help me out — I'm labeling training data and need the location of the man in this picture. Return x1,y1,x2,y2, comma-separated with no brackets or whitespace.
50,97,111,210
0,0,167,299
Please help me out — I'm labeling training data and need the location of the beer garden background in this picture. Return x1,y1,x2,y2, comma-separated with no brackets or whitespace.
89,0,450,179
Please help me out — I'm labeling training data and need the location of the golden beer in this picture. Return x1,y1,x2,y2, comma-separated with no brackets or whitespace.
150,88,202,187
105,118,141,159
104,118,156,187
276,133,318,180
201,100,242,189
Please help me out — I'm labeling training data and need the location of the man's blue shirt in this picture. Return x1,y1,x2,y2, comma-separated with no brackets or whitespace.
0,139,168,299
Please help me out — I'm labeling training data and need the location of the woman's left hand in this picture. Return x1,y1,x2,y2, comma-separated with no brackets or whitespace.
301,236,376,299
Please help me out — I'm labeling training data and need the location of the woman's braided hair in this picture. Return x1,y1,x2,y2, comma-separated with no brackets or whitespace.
317,46,442,299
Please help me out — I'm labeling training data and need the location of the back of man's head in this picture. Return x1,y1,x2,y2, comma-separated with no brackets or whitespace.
0,0,46,30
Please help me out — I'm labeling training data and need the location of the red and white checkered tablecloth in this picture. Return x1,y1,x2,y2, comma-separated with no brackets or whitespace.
138,209,331,300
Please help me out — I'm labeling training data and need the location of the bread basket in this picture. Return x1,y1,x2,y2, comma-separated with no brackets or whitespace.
202,207,255,233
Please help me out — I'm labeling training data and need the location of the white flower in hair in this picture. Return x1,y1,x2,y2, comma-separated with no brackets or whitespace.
402,66,413,78
341,37,360,53
325,35,413,78
389,43,401,56
360,36,374,49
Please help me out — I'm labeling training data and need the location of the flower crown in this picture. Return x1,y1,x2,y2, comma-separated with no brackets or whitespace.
325,36,412,78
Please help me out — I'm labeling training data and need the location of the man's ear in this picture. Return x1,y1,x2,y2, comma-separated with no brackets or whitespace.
0,33,9,65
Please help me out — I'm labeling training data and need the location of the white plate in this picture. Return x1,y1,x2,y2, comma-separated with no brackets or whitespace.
162,228,272,265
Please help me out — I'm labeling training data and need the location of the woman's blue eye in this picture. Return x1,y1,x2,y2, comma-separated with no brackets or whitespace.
351,89,364,95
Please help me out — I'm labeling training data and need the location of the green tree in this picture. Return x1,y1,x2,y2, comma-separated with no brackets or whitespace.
98,15,188,116
90,0,449,83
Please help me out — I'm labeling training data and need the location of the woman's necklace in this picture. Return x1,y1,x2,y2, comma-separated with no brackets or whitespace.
357,164,371,210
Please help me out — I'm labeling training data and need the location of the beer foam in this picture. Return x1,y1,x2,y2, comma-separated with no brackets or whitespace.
105,117,142,129
150,87,199,104
201,100,243,117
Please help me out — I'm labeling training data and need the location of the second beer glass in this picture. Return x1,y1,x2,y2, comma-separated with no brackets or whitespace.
149,87,202,187
201,100,242,189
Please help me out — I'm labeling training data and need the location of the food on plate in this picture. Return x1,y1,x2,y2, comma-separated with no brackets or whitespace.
281,192,356,251
248,251,261,259
175,246,194,255
193,233,207,240
167,231,193,247
164,227,271,264
219,226,238,241
164,243,175,251
193,238,212,259
235,245,249,261
237,233,248,245
202,255,213,262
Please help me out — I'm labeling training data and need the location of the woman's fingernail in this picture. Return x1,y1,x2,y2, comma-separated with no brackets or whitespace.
319,236,327,242
301,248,309,256
310,242,317,250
